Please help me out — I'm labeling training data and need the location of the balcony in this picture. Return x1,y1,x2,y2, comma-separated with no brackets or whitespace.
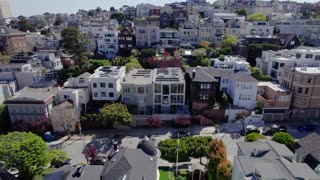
256,94,275,107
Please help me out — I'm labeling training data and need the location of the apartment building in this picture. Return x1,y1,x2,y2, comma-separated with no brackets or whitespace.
121,69,154,115
5,87,59,127
212,13,245,37
89,66,126,101
211,56,250,72
245,21,274,36
257,82,292,121
179,22,198,47
152,68,186,114
136,3,157,18
157,29,180,54
198,19,224,46
256,47,320,81
0,63,42,90
280,66,320,121
58,72,91,114
134,17,159,48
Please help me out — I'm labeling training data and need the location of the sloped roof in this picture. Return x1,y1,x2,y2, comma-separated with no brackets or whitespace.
296,132,320,162
0,26,26,36
5,87,58,104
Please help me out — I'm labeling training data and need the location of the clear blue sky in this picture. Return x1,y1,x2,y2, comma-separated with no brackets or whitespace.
8,0,318,17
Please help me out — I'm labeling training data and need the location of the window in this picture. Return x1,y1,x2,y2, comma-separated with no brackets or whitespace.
290,41,295,45
199,93,209,100
93,83,97,88
64,95,69,99
200,83,211,89
279,96,289,102
123,87,130,93
315,55,320,60
155,95,161,103
155,84,161,93
178,84,184,93
123,96,130,102
307,78,312,83
171,84,178,93
109,92,114,97
100,83,106,88
137,87,144,94
101,92,106,97
108,83,113,88
305,88,309,94
296,53,301,58
163,85,169,95
79,78,85,84
93,92,98,97
298,87,302,93
162,96,169,105
272,61,279,70
305,54,313,59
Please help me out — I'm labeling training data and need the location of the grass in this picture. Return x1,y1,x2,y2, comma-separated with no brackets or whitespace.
33,168,57,180
159,167,187,180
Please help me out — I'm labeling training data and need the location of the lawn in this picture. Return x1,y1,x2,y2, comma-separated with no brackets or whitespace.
33,168,57,180
159,167,187,180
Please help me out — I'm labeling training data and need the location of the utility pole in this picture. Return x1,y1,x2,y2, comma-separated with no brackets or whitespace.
175,133,179,178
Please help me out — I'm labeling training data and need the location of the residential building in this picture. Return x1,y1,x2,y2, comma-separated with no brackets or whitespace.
5,87,58,127
0,0,12,19
134,17,159,48
232,140,320,180
136,3,156,18
121,69,154,115
89,66,126,101
185,67,220,113
50,100,80,133
37,52,63,70
245,21,274,36
295,132,320,170
257,82,292,121
256,47,320,81
159,12,172,29
0,82,15,105
58,72,91,114
304,20,320,46
198,18,224,46
9,53,37,64
153,68,187,114
0,26,30,55
172,8,188,27
280,66,320,121
149,8,160,16
96,21,119,59
122,6,136,20
179,21,198,47
211,56,250,72
0,63,42,90
118,27,135,56
277,34,301,49
157,29,180,54
213,13,245,37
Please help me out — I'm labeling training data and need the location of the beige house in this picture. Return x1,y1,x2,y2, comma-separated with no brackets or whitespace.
257,82,292,122
280,66,320,121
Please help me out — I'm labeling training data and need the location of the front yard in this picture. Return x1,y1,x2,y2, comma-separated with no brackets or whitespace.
159,167,187,180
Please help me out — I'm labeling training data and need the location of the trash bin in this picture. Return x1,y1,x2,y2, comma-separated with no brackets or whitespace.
44,131,52,142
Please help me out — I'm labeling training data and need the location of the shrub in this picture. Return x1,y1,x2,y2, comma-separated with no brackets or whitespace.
174,116,191,127
272,132,295,150
147,116,162,128
49,150,67,167
245,133,266,142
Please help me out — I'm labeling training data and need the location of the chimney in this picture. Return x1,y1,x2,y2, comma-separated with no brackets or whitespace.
192,69,196,79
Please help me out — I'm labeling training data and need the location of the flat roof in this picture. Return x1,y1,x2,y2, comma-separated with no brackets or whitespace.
153,68,184,82
295,67,320,74
90,66,125,79
258,82,289,92
122,69,154,85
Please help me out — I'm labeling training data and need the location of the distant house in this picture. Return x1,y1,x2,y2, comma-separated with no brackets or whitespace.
159,12,173,29
278,34,301,49
118,27,136,56
295,132,320,170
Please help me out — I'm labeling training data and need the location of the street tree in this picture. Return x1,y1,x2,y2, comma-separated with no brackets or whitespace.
100,103,132,128
207,139,232,180
0,132,50,180
61,27,89,70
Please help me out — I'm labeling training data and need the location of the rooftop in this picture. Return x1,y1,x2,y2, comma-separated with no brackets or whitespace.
295,67,320,74
153,68,184,82
258,82,289,92
123,69,154,85
5,87,58,104
44,165,103,180
90,66,125,79
296,132,320,162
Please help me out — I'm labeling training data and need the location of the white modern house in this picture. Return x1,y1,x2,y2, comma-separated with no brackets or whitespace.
121,69,154,115
211,56,250,72
89,66,126,101
256,47,320,81
37,52,63,70
245,21,274,36
58,72,91,114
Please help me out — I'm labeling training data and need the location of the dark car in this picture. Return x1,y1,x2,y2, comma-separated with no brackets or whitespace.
298,123,318,132
240,125,260,136
90,156,106,165
171,130,190,139
263,124,287,136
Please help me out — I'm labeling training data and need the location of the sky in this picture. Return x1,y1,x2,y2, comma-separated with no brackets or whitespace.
8,0,319,17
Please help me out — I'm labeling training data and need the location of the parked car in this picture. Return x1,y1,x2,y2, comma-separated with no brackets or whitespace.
171,130,190,139
90,156,106,165
63,158,72,165
263,124,287,136
240,125,260,136
298,123,318,132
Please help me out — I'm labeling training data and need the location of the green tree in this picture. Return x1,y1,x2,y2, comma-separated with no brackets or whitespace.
0,132,50,180
207,139,231,180
222,35,237,48
272,132,295,150
248,44,280,66
110,13,125,23
61,27,89,70
54,14,63,26
0,105,10,132
236,9,247,16
17,16,36,32
198,57,210,66
40,29,49,35
49,150,67,167
140,48,156,58
247,13,267,21
125,57,142,72
250,67,271,81
245,133,266,142
193,48,207,57
100,103,132,128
